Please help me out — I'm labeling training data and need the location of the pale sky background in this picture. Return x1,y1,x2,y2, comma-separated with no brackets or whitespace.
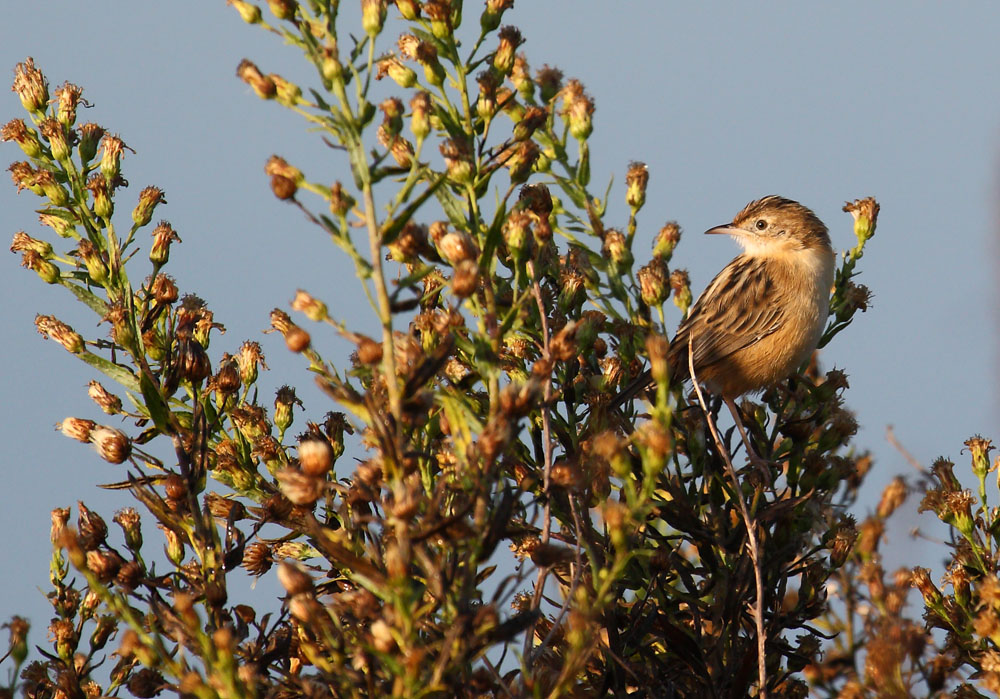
2,2,999,647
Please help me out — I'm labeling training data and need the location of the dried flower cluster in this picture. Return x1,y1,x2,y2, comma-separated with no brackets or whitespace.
3,5,948,698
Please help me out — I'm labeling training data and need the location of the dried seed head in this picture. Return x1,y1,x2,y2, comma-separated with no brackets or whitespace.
534,64,563,104
12,58,48,114
356,335,384,365
54,82,85,127
77,502,108,550
438,230,479,265
451,259,480,298
236,59,277,99
646,334,670,384
494,26,523,75
877,476,907,519
276,468,322,507
39,119,71,161
1,119,42,158
298,437,334,477
150,274,178,305
503,140,539,184
236,340,267,385
99,133,127,181
560,79,595,140
86,550,122,583
90,426,131,464
51,507,71,544
87,381,122,415
21,250,60,283
59,417,95,443
601,229,630,267
440,138,474,184
242,542,272,576
277,561,313,595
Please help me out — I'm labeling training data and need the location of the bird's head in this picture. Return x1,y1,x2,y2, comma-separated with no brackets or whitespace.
707,195,831,255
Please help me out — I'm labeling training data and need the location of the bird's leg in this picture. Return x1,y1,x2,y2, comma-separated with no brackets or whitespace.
724,397,773,484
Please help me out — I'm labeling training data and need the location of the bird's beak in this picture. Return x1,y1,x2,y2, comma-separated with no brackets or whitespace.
704,224,741,236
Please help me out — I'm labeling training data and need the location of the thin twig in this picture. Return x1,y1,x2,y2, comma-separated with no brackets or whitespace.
687,337,768,698
886,425,927,473
523,266,556,666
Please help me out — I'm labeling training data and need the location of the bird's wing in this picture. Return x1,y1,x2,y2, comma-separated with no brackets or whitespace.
670,255,784,372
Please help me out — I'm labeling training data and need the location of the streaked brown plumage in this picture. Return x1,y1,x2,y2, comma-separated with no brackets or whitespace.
614,196,834,407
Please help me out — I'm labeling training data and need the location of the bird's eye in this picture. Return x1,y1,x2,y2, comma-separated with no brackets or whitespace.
755,219,767,231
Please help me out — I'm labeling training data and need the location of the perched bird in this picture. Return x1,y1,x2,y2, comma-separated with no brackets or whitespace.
614,196,835,458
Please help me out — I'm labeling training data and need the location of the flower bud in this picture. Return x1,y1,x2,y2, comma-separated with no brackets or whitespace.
561,79,594,140
54,83,84,128
237,341,268,386
376,57,417,88
424,0,453,38
159,525,185,566
91,427,132,464
601,229,631,268
329,181,356,217
494,26,523,76
34,170,69,208
10,231,52,258
267,0,297,19
1,119,42,158
669,269,692,315
440,138,473,184
273,385,300,436
114,508,143,552
132,186,166,227
151,274,179,305
75,240,108,284
12,58,48,114
399,94,430,146
481,0,513,32
229,0,263,23
361,0,387,36
637,259,668,307
502,211,533,261
176,337,212,384
270,73,302,106
77,501,108,549
503,140,538,184
86,174,112,218
653,222,681,261
625,161,648,210
150,221,181,265
77,123,105,164
291,289,329,322
843,197,879,246
99,134,127,181
394,0,420,19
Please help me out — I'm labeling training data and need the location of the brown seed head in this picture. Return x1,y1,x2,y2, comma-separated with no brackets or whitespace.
12,58,48,113
237,59,277,99
133,186,166,227
534,64,563,103
35,315,84,353
90,426,131,464
150,221,181,265
1,119,42,158
625,161,648,210
87,381,122,415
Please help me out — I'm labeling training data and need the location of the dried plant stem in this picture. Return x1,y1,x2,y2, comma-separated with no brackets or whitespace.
687,338,768,698
360,180,401,424
523,269,556,666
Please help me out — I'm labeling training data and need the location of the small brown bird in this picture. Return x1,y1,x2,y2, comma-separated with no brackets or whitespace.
614,196,835,456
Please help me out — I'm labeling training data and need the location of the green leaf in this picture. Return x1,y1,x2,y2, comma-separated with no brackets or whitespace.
78,352,141,393
59,280,109,316
139,372,173,434
435,185,470,229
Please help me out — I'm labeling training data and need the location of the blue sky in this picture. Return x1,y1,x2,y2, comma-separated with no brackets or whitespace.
2,2,999,640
